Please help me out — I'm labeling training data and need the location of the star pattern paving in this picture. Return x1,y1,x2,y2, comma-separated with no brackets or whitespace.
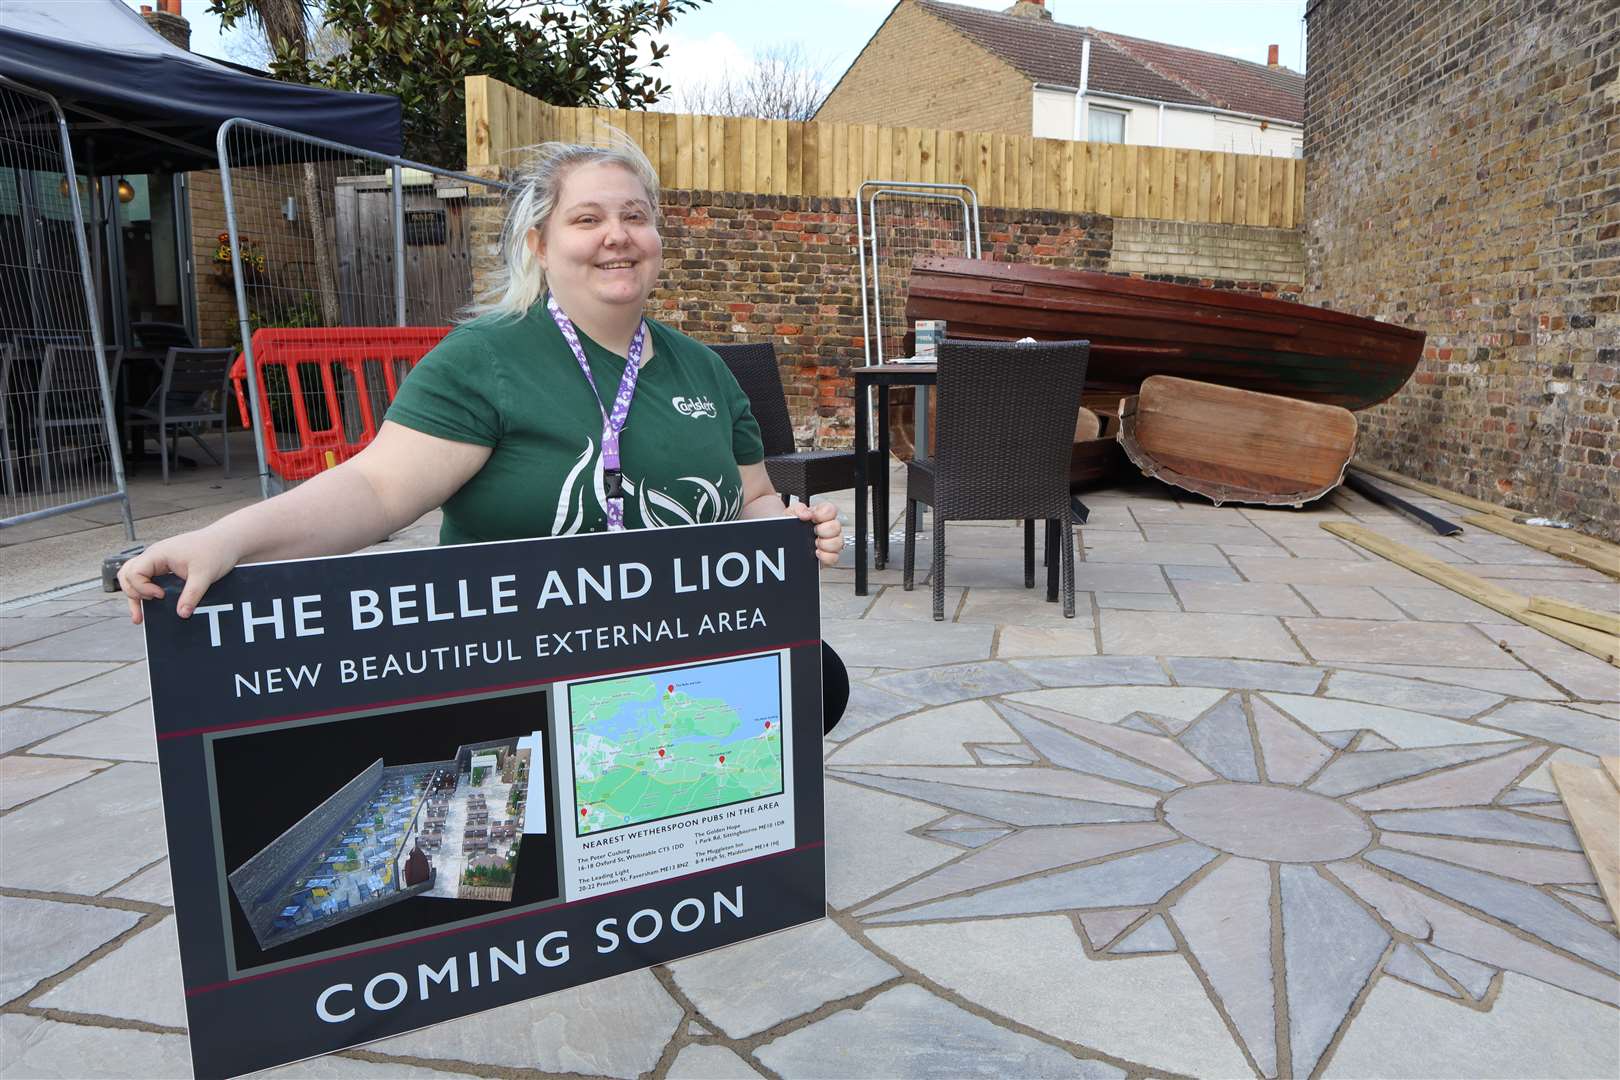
830,688,1620,1079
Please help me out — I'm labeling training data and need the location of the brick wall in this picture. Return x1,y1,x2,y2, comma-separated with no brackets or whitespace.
1305,0,1619,537
635,190,1301,451
1109,220,1304,286
815,0,1033,136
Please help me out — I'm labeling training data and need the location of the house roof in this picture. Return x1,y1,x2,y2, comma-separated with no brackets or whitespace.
915,0,1304,125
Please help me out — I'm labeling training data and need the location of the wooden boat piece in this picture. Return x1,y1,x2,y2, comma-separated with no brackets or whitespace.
905,257,1426,411
1118,376,1358,506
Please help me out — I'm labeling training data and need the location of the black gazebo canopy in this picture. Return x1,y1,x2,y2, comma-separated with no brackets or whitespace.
0,0,401,174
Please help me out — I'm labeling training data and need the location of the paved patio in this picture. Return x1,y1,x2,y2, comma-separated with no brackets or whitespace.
2,455,1618,1079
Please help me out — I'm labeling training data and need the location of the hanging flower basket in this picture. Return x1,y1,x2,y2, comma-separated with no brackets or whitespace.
212,232,267,288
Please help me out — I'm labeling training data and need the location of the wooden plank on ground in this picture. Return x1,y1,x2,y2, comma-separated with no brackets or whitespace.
1528,596,1620,637
1462,515,1620,579
1348,464,1520,519
1550,762,1620,927
1323,522,1620,667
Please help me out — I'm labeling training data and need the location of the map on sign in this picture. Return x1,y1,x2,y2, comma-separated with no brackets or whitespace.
568,654,785,836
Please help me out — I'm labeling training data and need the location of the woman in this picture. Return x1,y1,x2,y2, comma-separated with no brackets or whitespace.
119,132,848,728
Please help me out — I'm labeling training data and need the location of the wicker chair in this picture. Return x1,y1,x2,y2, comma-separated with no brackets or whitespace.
37,345,122,492
125,346,234,484
711,342,885,504
902,339,1090,620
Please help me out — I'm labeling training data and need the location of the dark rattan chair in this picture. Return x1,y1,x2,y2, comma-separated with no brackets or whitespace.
37,345,122,492
126,346,234,484
902,339,1090,620
711,342,884,504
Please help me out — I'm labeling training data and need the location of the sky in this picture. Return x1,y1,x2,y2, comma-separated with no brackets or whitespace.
126,0,1310,100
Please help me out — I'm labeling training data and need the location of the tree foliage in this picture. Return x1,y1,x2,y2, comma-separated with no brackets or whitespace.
678,42,829,122
211,0,708,165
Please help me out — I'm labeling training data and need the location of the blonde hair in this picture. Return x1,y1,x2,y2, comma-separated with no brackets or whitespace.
466,126,661,322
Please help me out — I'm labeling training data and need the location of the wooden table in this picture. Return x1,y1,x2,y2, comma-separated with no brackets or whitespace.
852,362,936,596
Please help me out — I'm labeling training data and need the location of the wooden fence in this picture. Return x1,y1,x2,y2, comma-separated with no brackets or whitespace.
465,76,1304,228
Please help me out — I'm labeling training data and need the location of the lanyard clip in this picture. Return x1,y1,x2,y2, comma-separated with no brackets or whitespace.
603,468,624,500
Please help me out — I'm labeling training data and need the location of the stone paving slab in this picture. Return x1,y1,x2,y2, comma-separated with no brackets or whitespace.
668,919,897,1038
35,916,185,1027
0,619,92,650
1095,591,1181,610
367,969,681,1079
31,701,157,763
821,617,993,669
1295,584,1407,620
1164,657,1325,693
23,662,150,713
993,624,1100,658
0,707,98,754
1084,541,1232,567
0,661,122,708
1,619,145,662
1101,610,1305,661
0,754,108,809
1287,617,1520,668
103,860,174,905
0,762,167,893
1322,670,1504,718
0,1015,194,1080
1175,581,1313,615
0,897,139,1005
666,1043,764,1079
1324,973,1620,1079
868,916,1253,1078
755,983,1125,1079
4,480,1619,1080
824,779,958,909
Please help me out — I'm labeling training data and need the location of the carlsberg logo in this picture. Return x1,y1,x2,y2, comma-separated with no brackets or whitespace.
672,395,718,418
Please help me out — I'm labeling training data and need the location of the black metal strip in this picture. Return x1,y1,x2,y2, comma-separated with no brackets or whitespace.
1344,471,1463,536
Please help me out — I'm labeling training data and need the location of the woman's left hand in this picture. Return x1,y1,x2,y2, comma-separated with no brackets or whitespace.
787,501,844,568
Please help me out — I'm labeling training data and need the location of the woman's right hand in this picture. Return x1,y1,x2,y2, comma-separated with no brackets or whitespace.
118,530,241,625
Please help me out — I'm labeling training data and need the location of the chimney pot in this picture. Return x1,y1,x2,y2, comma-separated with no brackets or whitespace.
1267,44,1280,67
1004,0,1052,19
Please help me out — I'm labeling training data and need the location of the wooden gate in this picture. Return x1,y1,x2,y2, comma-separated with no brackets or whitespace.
333,174,473,327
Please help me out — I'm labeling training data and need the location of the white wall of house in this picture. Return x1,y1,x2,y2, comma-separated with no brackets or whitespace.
1031,86,1301,156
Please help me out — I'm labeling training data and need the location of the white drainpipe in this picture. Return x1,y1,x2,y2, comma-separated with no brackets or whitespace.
1074,38,1091,141
1158,102,1165,145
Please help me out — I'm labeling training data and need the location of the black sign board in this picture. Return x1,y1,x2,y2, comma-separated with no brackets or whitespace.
144,518,824,1080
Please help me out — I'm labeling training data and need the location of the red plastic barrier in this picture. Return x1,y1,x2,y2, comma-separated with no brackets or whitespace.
230,327,449,482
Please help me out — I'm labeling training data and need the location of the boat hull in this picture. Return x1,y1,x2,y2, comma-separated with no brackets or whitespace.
904,257,1426,411
1117,377,1359,506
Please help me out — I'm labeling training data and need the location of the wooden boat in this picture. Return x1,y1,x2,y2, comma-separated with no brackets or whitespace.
1118,376,1359,506
904,256,1426,412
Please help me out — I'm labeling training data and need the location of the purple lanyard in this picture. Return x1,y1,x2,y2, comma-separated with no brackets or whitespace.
547,294,646,531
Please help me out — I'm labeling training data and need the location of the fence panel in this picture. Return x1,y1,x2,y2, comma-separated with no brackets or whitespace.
466,79,1304,227
0,77,130,534
217,121,509,496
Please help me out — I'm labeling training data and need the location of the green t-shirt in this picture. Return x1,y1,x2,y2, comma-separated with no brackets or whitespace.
386,302,764,545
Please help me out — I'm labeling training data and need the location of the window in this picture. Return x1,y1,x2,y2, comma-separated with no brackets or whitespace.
1088,106,1126,144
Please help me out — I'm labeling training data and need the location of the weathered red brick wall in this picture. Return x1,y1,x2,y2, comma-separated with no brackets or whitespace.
1305,0,1618,537
651,190,1302,450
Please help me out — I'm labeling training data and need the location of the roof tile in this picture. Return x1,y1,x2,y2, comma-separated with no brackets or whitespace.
916,0,1303,124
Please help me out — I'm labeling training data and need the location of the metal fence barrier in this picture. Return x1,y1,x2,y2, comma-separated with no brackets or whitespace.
216,119,510,498
856,180,981,367
855,180,981,456
0,75,131,535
